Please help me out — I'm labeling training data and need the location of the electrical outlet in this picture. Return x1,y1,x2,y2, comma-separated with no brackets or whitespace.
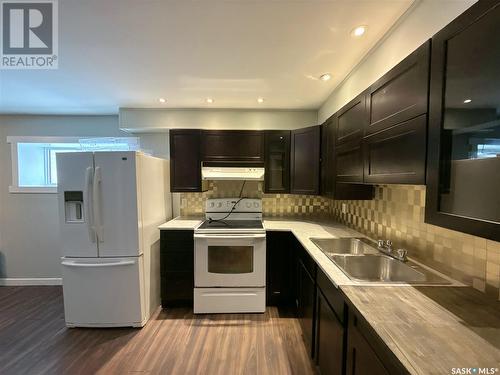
341,203,347,214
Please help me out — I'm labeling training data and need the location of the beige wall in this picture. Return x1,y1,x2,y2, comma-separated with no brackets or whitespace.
119,108,318,132
318,0,476,123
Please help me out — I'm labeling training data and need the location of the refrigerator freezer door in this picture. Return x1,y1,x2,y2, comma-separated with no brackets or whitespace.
93,152,140,257
61,256,146,327
57,152,98,258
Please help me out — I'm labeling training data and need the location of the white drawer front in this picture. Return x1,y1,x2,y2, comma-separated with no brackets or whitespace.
62,256,145,327
194,288,265,314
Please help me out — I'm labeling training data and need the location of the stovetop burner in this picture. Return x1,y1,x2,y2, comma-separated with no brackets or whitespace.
197,220,264,230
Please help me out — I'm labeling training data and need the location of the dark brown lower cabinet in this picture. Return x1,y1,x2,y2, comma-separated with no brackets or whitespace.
266,231,295,306
297,259,316,357
346,312,389,375
316,289,345,375
160,230,194,307
363,114,427,184
346,309,408,375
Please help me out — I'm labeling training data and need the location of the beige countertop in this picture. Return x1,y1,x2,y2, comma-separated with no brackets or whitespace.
158,216,203,230
342,285,500,374
158,216,500,373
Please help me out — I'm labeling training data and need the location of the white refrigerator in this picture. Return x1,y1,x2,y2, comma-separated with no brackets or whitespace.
57,151,171,328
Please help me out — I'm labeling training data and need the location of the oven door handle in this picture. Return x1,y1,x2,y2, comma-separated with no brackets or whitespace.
194,233,266,240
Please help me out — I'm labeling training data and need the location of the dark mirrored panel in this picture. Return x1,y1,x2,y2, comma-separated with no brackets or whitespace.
440,6,500,223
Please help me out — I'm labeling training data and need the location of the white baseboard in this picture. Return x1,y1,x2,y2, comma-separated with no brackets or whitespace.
0,278,62,286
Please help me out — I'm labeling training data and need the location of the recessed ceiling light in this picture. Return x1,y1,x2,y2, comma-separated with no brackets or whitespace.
158,98,166,103
206,98,214,104
257,97,265,103
319,73,332,81
351,25,367,37
463,99,472,104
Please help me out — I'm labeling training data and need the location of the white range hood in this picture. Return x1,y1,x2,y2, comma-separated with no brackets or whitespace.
201,166,265,181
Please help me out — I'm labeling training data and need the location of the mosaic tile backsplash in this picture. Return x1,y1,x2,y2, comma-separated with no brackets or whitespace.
180,181,331,218
180,183,500,300
331,185,500,301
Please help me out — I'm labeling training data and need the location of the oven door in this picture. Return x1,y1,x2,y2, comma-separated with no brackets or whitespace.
194,233,266,287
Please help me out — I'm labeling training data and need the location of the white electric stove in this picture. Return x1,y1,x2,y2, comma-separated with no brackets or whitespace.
193,198,266,314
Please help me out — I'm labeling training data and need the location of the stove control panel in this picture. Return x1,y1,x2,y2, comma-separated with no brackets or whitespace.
205,198,262,213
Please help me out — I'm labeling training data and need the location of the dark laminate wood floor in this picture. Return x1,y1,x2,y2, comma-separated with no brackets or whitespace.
0,286,315,375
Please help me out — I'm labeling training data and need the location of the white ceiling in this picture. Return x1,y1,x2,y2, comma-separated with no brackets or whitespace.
0,0,414,115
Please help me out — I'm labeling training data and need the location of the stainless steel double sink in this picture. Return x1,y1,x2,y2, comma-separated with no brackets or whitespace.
310,237,450,284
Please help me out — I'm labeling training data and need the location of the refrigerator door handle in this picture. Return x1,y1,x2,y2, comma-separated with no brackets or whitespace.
61,260,135,267
93,166,104,242
84,167,96,243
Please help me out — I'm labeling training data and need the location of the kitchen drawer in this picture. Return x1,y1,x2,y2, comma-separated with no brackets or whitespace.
194,288,265,314
62,256,144,326
317,268,345,325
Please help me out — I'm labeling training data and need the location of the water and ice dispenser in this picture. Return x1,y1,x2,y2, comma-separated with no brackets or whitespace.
64,191,84,223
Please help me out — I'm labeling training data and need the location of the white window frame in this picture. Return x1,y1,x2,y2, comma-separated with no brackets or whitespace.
8,136,81,194
7,136,140,194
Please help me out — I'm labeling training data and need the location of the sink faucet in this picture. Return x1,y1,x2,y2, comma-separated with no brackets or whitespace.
377,239,408,262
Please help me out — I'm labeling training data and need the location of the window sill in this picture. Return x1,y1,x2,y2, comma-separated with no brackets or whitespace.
9,186,57,194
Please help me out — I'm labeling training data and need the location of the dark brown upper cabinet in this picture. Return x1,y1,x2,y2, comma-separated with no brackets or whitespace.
169,129,205,192
201,130,264,162
290,125,321,195
335,139,364,183
264,130,290,193
321,118,336,197
426,0,500,241
334,92,368,184
366,41,431,136
336,91,368,144
364,114,427,184
322,116,374,199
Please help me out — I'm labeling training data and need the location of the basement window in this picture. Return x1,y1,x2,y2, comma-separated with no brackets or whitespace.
7,136,140,193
